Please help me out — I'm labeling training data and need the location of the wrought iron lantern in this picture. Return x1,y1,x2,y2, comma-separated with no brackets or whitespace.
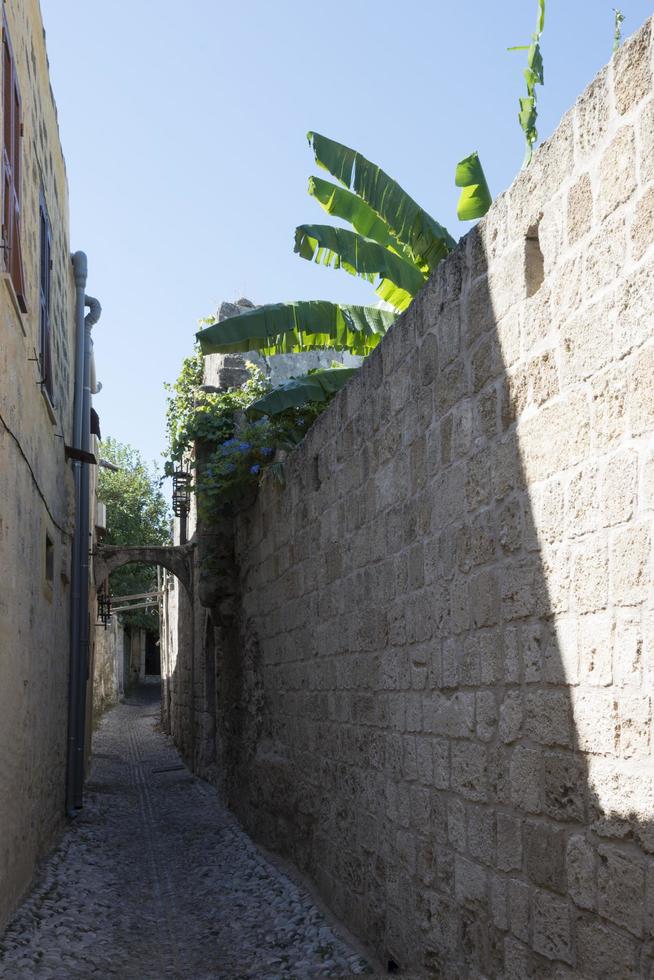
172,468,192,518
98,591,111,629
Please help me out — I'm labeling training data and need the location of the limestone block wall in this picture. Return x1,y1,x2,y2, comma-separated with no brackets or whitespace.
0,0,78,930
93,616,125,718
194,18,654,977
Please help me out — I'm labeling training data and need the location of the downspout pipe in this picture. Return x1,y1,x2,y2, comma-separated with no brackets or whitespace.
66,251,101,815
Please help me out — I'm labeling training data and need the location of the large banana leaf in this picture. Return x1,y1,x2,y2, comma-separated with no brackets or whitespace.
307,132,456,273
455,153,492,221
308,176,401,253
247,366,358,417
196,300,396,357
294,223,425,311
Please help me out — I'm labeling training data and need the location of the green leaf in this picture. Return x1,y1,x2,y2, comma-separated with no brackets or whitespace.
294,223,425,310
307,132,456,272
196,300,396,357
308,176,400,252
455,152,492,221
247,367,358,417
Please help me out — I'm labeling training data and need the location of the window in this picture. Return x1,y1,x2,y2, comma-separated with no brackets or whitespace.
2,16,26,313
39,192,53,401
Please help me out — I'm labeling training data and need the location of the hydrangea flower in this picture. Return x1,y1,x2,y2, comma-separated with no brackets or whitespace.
260,447,274,457
250,464,260,475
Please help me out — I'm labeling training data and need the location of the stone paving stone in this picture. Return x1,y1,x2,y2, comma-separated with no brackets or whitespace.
0,686,373,979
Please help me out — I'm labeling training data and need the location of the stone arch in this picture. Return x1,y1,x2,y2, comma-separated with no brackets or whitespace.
94,543,194,593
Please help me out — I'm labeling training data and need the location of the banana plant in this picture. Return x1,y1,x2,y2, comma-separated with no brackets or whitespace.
509,0,546,167
197,300,395,357
197,136,492,356
246,366,358,418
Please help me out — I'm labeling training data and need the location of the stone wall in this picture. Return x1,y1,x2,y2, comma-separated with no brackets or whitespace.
0,0,80,929
93,617,125,718
171,18,654,976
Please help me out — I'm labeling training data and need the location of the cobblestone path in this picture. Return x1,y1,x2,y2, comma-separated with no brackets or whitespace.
0,685,373,979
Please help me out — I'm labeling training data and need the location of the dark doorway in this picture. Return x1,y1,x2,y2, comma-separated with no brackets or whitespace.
145,632,161,676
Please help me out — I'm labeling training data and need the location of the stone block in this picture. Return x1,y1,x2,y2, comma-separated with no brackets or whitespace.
525,820,567,893
585,217,626,295
477,385,498,441
451,741,488,802
532,888,572,963
519,392,590,485
613,612,643,686
574,68,611,162
476,690,498,742
523,691,572,748
497,811,523,872
597,843,645,937
490,873,508,931
420,333,439,387
510,744,541,813
503,936,532,980
616,265,654,359
543,751,586,823
472,335,502,393
578,611,613,686
611,523,650,606
498,498,522,554
567,833,596,910
613,19,652,115
467,805,495,867
572,535,609,614
576,915,639,979
462,510,496,570
508,879,531,942
639,97,654,184
469,569,501,628
573,690,616,755
454,855,487,910
601,449,638,526
615,694,651,759
567,173,593,244
466,451,491,512
590,363,628,451
436,301,461,368
631,186,654,261
465,275,495,347
629,344,654,438
499,691,523,744
598,126,636,220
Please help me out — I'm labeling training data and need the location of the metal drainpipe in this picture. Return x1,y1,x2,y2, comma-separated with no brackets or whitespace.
66,251,101,815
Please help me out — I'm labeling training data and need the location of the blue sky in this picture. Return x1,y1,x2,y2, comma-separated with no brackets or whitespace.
39,0,654,467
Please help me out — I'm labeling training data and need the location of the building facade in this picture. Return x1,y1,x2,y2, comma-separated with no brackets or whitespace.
0,0,99,929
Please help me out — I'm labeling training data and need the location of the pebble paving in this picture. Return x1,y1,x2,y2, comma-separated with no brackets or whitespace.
0,684,373,979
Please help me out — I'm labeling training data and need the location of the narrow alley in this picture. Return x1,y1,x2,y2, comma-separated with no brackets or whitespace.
0,686,373,980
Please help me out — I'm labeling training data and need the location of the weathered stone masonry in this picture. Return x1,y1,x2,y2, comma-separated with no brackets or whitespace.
171,18,654,977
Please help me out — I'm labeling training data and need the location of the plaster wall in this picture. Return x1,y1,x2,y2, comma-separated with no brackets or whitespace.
0,0,78,929
180,18,654,977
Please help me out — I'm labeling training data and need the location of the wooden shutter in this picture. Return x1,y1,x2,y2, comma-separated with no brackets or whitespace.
2,17,26,313
39,193,53,400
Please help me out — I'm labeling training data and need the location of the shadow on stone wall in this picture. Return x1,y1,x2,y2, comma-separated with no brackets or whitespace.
161,21,654,979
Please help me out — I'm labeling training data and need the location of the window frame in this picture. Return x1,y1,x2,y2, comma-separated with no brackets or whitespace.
39,189,53,402
2,13,26,314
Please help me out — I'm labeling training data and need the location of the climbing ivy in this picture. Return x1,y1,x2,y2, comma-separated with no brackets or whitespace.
164,350,336,519
163,345,270,463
